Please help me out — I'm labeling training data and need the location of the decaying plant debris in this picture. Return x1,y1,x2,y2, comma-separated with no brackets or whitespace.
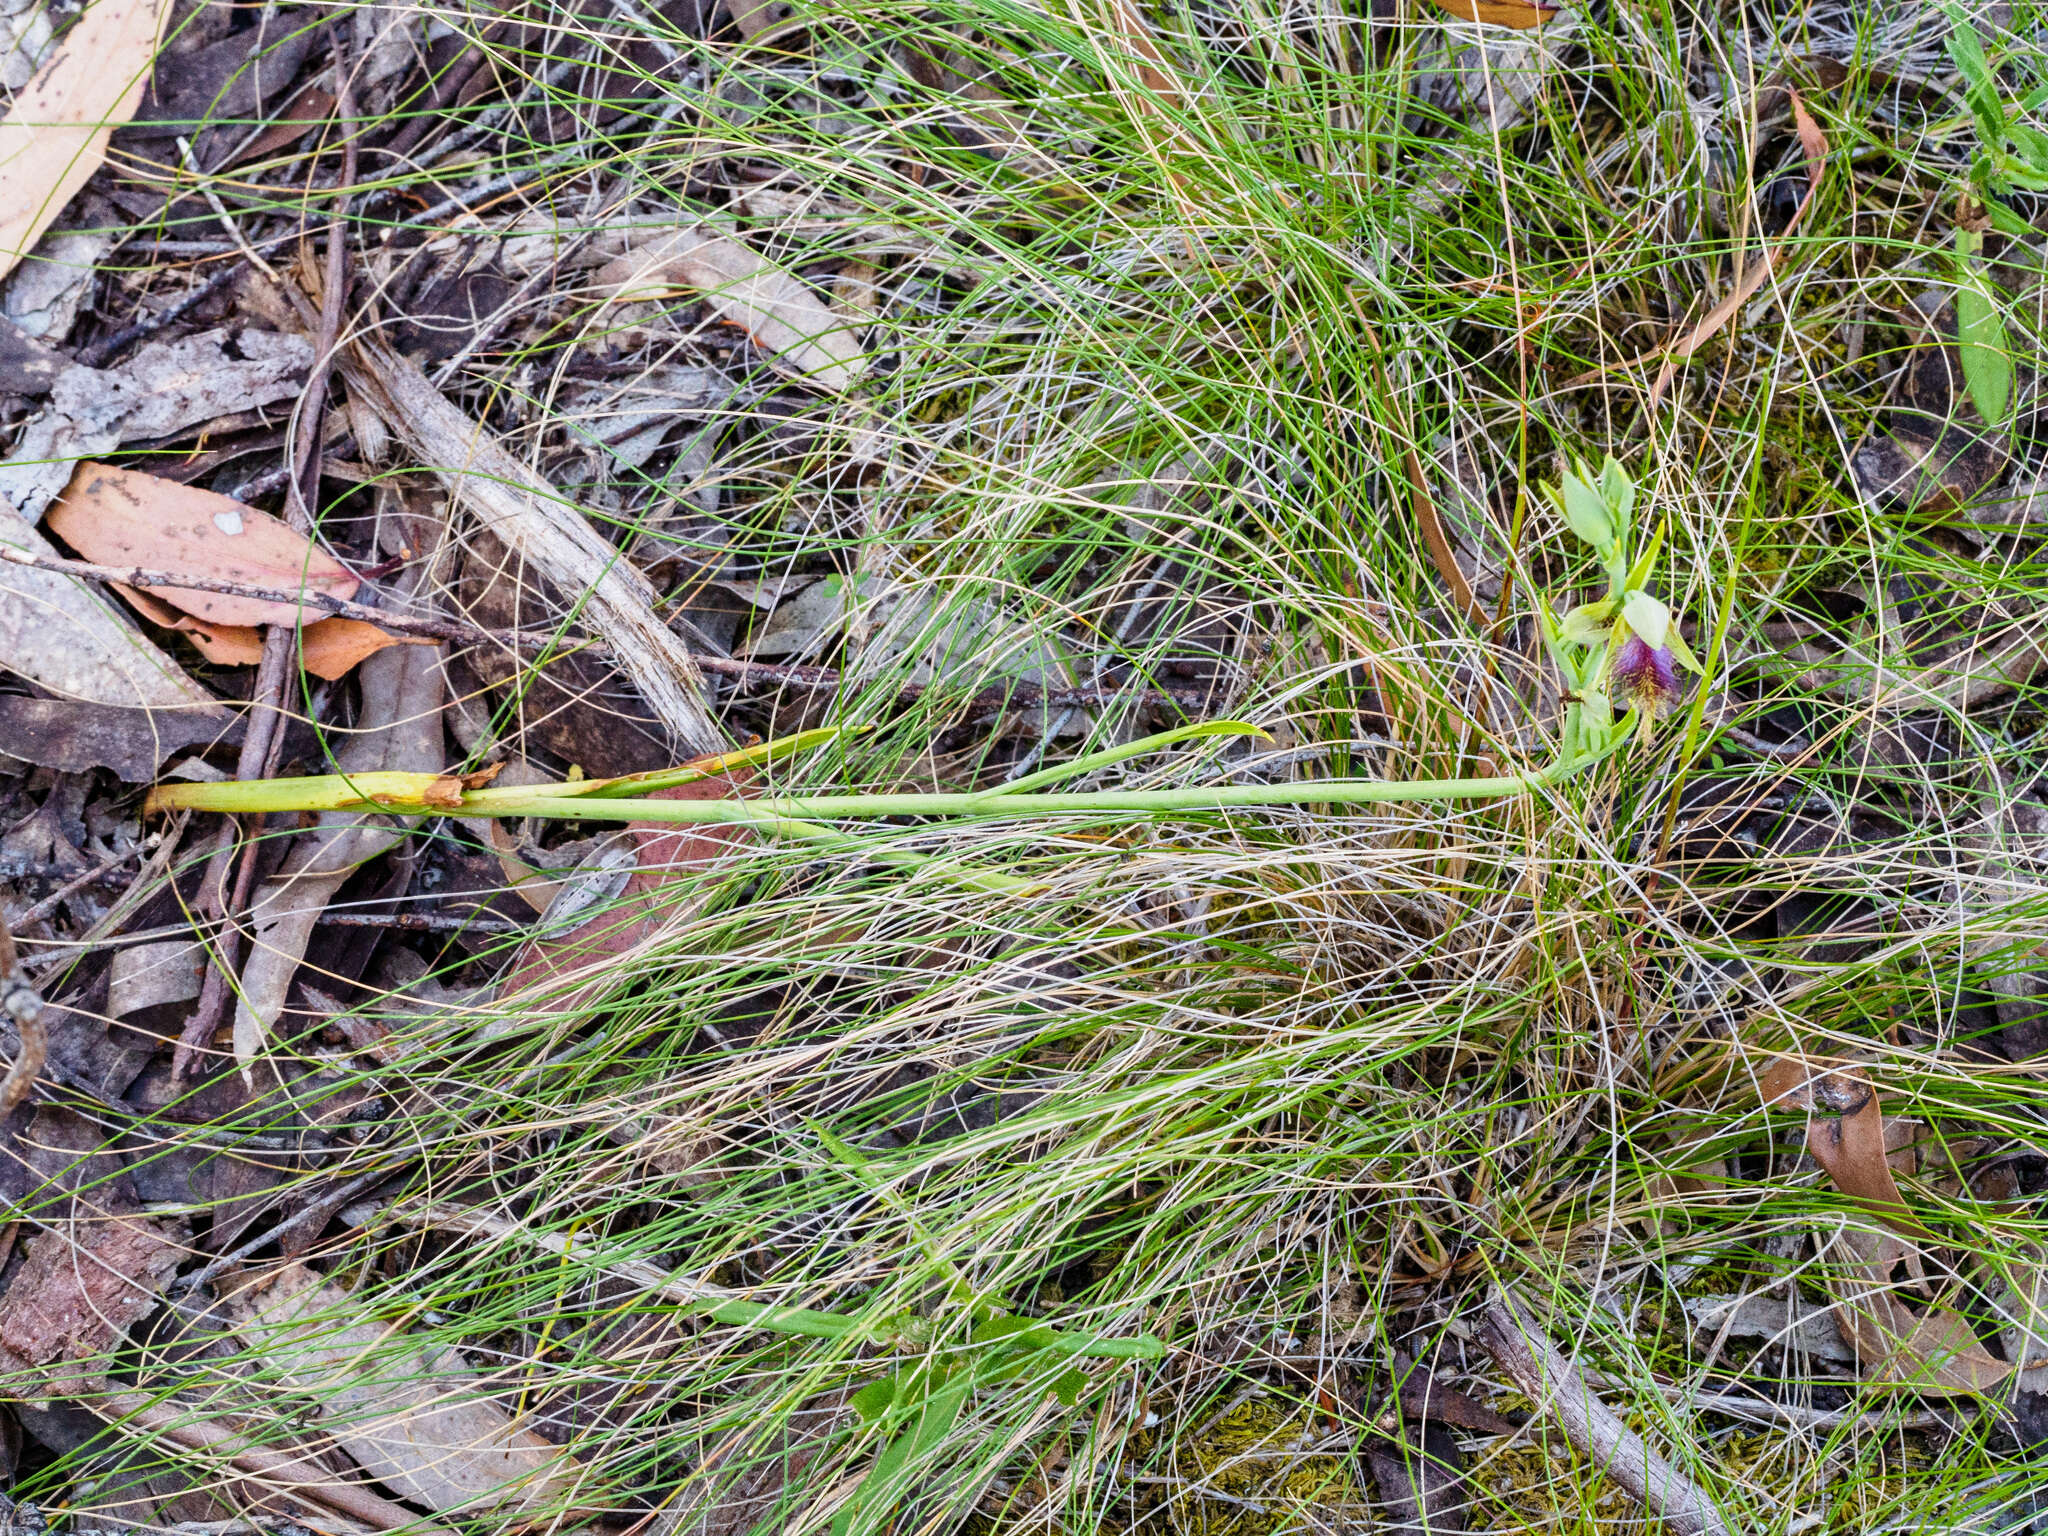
5,0,2048,1529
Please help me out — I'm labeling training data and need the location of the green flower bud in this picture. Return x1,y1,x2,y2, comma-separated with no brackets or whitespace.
1547,464,1616,553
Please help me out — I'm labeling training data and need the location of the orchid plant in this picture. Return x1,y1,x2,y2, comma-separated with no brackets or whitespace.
1536,454,1700,758
140,454,1695,1528
150,460,1693,839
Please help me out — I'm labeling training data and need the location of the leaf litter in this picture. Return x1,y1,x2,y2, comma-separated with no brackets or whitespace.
4,0,2048,1531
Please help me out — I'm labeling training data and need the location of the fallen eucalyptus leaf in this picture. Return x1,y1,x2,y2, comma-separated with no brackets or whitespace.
0,693,236,779
222,1262,581,1516
0,0,172,282
47,464,358,626
592,222,868,394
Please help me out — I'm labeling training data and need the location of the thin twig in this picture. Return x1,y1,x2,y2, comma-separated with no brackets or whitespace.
1477,1289,1735,1536
76,260,249,368
286,54,357,533
314,911,524,934
176,136,286,286
10,843,142,928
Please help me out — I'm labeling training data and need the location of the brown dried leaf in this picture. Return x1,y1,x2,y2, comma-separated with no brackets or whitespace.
1760,1055,2016,1393
494,771,754,1009
1358,1420,1472,1533
224,82,335,167
114,581,421,680
0,0,171,281
1395,1361,1519,1436
0,694,237,780
1,329,307,710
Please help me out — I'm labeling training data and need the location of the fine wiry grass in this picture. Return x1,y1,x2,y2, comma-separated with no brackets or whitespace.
24,0,2048,1529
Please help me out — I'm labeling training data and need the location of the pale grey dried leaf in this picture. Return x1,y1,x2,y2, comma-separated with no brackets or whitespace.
222,1262,580,1516
592,222,868,394
107,939,207,1019
0,312,65,394
1683,1292,1857,1365
0,328,310,709
1,226,112,340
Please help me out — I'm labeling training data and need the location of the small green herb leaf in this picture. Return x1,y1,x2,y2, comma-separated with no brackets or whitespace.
1955,262,2016,427
851,1374,902,1423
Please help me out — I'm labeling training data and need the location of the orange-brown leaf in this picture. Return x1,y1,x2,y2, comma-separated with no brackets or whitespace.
1423,0,1558,29
50,464,358,626
115,584,426,680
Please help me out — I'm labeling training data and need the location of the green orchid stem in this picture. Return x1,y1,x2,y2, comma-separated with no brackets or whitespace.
155,753,1602,826
507,768,1565,825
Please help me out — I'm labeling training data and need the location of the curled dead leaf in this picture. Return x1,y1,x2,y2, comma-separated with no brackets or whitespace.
1760,1054,2015,1393
115,582,429,680
591,224,868,394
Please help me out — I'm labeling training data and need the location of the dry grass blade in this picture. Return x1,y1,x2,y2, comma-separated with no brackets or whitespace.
0,0,170,280
1646,91,1827,407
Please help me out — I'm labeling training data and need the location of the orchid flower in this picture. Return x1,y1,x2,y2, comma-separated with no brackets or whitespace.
1536,457,1700,754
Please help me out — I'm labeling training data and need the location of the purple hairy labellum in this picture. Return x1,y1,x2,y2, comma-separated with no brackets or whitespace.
1611,633,1681,713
